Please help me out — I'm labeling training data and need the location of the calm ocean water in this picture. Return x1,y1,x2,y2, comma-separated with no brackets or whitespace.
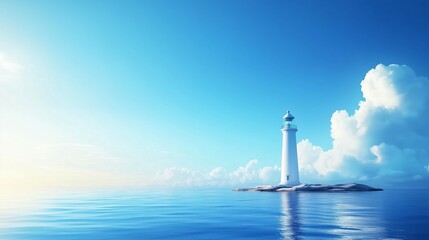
0,188,428,240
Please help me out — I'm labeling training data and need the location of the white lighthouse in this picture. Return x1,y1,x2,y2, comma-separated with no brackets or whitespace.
280,111,300,186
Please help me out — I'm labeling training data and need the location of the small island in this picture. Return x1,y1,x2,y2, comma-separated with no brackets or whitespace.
236,111,382,193
235,183,383,192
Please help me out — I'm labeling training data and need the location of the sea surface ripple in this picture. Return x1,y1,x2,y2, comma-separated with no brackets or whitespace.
1,189,428,239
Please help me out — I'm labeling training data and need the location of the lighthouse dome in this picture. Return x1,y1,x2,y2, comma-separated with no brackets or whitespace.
283,111,295,121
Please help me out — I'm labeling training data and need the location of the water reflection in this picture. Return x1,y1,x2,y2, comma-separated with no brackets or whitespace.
278,192,389,240
1,190,425,239
329,194,386,239
279,192,301,240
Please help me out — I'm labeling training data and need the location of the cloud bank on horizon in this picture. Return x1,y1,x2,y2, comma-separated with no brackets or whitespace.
153,159,280,187
154,64,429,187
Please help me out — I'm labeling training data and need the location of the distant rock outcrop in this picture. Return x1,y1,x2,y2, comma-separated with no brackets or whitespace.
235,183,383,192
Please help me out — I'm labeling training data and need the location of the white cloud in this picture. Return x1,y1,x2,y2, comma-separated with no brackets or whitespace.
152,159,280,187
298,64,429,184
259,166,281,182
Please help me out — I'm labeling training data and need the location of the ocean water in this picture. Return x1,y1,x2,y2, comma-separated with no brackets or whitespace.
0,189,428,240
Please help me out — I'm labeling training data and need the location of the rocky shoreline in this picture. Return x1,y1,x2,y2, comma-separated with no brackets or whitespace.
235,183,383,192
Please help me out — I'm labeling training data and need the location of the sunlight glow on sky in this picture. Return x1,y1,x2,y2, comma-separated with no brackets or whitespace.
1,0,429,190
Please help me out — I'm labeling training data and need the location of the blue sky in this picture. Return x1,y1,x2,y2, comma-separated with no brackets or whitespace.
1,0,429,189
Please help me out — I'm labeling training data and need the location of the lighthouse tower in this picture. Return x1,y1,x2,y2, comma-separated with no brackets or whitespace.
280,111,300,186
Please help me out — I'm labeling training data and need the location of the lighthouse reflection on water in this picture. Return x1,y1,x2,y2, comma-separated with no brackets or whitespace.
279,193,301,240
277,192,388,239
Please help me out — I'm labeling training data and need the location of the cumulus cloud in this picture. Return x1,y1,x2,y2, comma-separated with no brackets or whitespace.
152,159,280,187
298,64,429,185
